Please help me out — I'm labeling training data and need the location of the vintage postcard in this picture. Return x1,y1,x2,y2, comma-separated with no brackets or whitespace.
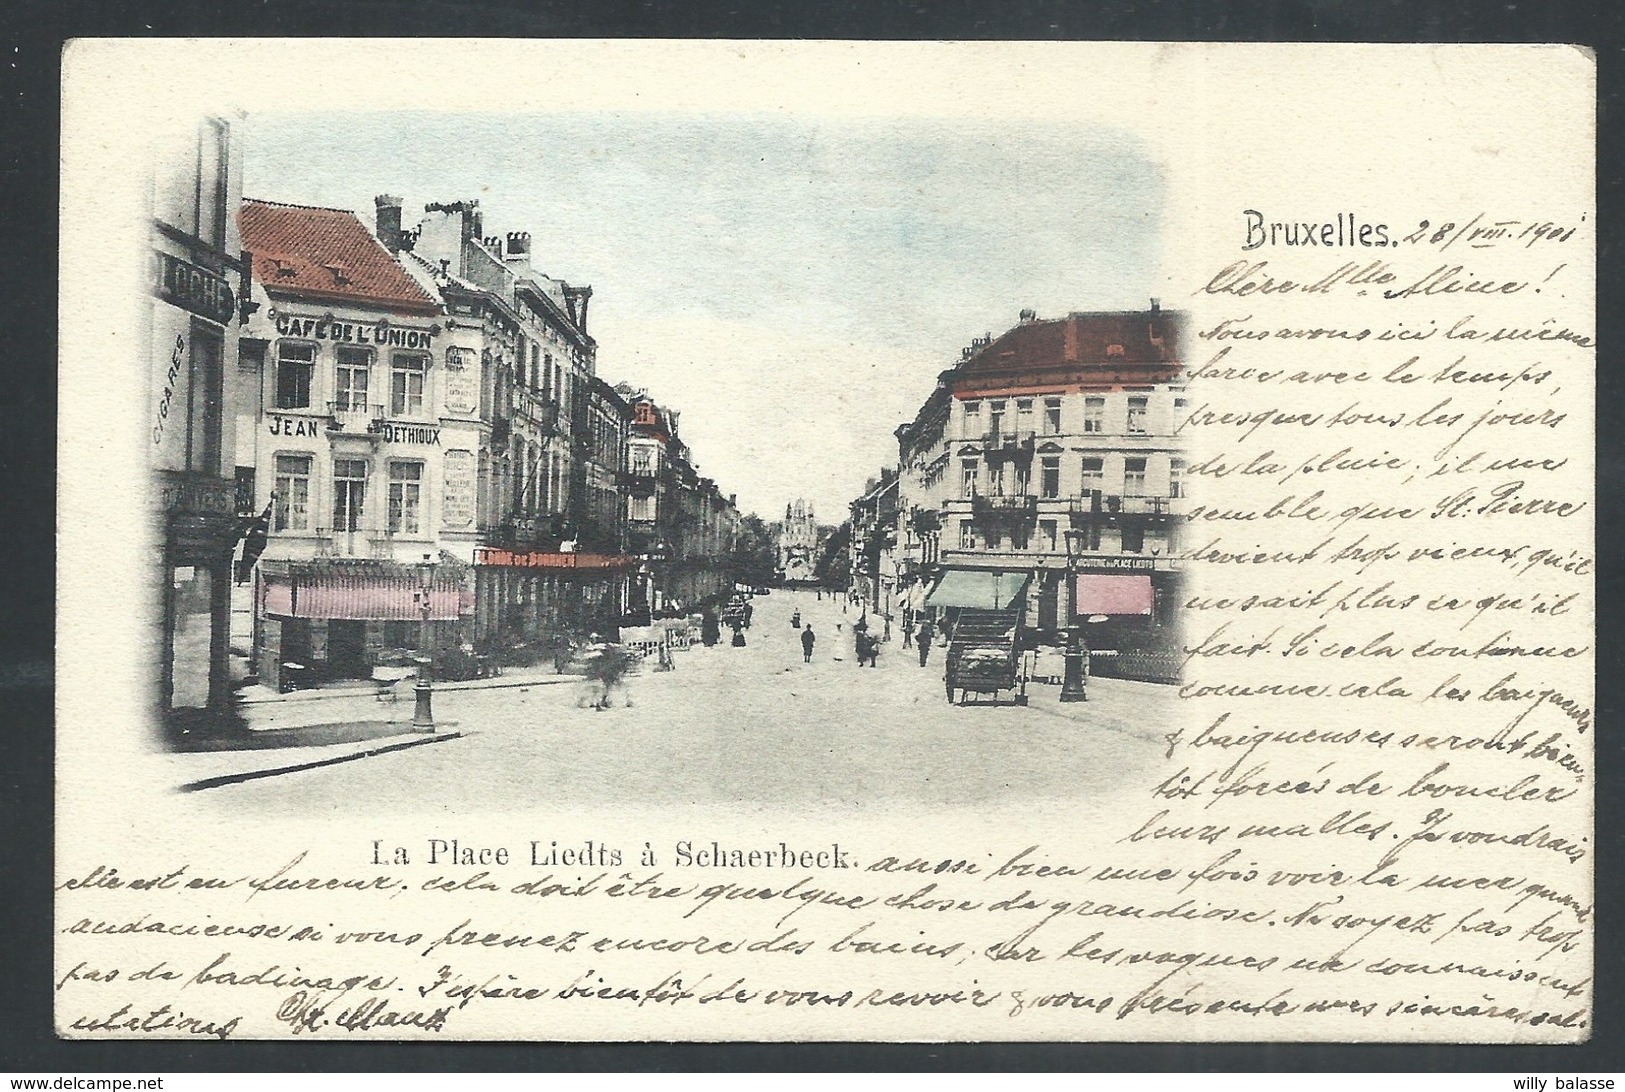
57,40,1593,1041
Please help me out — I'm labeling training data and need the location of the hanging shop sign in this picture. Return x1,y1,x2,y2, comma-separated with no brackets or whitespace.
153,251,236,324
274,313,436,350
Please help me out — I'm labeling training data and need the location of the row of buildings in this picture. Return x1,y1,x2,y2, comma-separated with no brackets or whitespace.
845,305,1187,666
150,114,743,717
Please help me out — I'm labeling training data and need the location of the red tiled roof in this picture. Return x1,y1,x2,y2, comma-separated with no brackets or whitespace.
967,310,1183,373
240,199,440,315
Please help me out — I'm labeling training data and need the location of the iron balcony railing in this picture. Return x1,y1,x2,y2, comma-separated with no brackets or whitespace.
326,401,385,434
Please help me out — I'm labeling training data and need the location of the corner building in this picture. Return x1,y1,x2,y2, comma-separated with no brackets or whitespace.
237,199,476,690
896,305,1187,662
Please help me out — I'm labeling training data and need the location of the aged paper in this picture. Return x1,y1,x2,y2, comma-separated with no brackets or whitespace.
57,41,1593,1041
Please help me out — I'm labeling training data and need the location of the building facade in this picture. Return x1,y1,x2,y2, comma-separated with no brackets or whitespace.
775,499,820,584
237,199,475,690
885,305,1187,653
149,112,251,722
401,199,633,645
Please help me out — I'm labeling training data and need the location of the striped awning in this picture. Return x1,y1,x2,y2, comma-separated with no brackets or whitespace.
1073,574,1154,617
261,572,467,621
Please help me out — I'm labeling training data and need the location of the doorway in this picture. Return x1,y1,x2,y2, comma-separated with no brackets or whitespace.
328,619,370,678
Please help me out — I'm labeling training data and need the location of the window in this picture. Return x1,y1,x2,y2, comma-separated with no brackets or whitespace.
631,446,655,474
1039,519,1058,553
1083,396,1105,433
988,463,1006,496
1127,396,1149,434
273,455,311,531
959,521,977,549
390,352,427,416
1014,464,1030,496
333,459,367,533
1081,456,1105,491
988,400,1006,437
1169,457,1186,499
1043,397,1062,434
1040,456,1060,499
1016,399,1034,435
629,494,655,521
961,400,981,437
187,322,223,473
1124,457,1147,496
388,462,423,535
275,342,315,409
1011,523,1030,551
960,458,979,499
194,119,229,248
531,344,541,390
985,525,1002,549
1121,525,1145,554
334,346,370,411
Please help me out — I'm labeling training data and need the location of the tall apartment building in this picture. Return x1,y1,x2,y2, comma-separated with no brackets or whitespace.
893,305,1187,647
400,199,632,643
149,112,251,722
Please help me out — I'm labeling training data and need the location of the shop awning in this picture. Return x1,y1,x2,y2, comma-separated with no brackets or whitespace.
924,569,1031,610
261,572,467,621
1073,573,1154,617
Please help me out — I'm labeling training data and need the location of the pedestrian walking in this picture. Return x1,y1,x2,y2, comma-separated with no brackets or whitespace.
801,625,816,663
917,621,933,666
790,609,802,629
731,621,747,647
701,609,720,647
743,601,754,629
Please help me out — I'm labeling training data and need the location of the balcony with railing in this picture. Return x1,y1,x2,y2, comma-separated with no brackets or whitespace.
981,427,1036,458
971,492,1039,521
1058,493,1185,519
326,401,385,436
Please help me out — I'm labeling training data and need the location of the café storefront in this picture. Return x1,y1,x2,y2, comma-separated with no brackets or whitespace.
472,547,636,647
255,558,471,691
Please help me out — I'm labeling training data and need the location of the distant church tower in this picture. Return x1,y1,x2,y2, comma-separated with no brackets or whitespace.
776,499,820,584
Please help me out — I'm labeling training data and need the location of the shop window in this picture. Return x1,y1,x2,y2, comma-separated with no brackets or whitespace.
1043,397,1062,434
1083,396,1105,433
390,352,427,417
273,454,311,531
1040,456,1060,499
333,458,367,533
389,462,423,535
334,345,371,411
1124,457,1148,496
275,341,314,410
1127,396,1149,434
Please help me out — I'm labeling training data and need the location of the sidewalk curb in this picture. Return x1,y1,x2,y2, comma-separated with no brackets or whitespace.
239,674,578,706
178,730,465,792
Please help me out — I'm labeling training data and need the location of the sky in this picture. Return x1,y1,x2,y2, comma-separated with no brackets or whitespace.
243,110,1166,523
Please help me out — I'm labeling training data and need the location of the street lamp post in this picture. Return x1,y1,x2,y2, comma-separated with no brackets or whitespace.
1060,527,1089,703
413,552,437,731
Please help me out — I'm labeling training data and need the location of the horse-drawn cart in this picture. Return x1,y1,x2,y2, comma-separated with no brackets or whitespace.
944,607,1028,705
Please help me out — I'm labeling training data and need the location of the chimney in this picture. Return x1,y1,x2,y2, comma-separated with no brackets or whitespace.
506,232,531,259
1019,308,1037,323
374,195,403,251
1150,297,1161,314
